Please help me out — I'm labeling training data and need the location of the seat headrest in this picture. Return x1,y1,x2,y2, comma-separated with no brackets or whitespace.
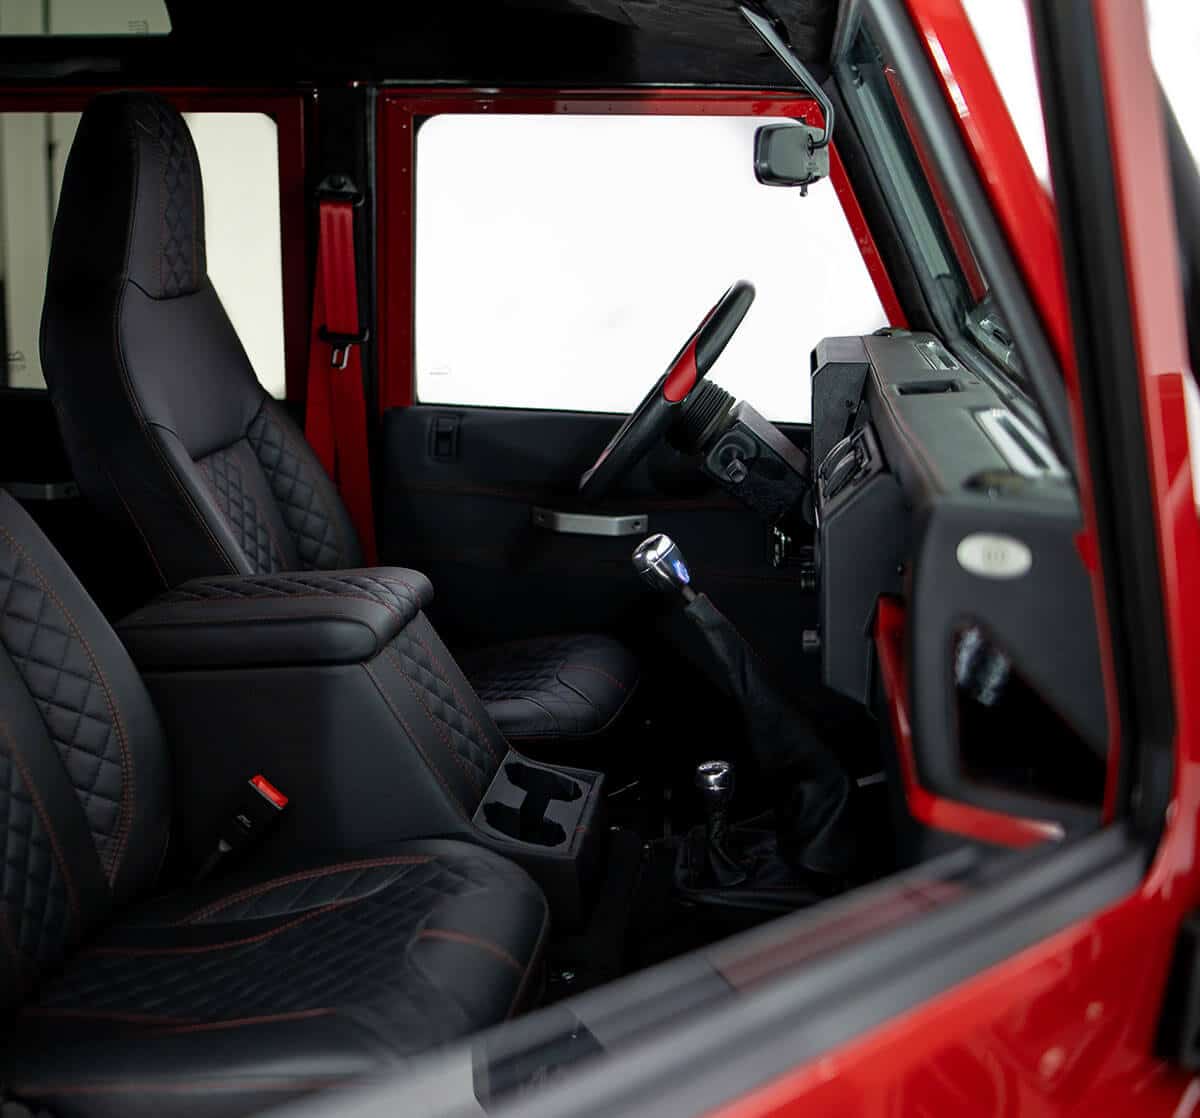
50,91,206,300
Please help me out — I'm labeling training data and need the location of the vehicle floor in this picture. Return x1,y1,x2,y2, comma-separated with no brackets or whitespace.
541,767,895,1004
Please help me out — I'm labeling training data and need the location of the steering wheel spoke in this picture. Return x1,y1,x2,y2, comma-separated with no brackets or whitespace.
578,280,755,501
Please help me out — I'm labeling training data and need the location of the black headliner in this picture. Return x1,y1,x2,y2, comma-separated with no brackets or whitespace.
0,0,839,87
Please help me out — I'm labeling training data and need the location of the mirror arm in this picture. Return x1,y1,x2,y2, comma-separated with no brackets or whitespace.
739,2,835,150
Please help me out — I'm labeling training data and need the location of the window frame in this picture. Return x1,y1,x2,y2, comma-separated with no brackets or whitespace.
0,87,311,401
374,87,907,414
835,26,1052,439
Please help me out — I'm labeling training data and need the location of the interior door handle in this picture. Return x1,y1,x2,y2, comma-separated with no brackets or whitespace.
531,507,649,537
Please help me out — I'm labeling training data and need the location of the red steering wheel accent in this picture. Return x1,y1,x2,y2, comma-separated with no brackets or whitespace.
662,338,700,402
577,281,756,501
662,303,720,402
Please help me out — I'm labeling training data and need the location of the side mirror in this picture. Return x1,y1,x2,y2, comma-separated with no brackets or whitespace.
753,123,829,193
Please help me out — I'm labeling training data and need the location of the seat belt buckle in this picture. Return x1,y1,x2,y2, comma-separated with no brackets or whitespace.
318,325,371,370
194,774,289,884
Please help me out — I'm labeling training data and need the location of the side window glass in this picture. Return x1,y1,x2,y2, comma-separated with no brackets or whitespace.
414,113,886,421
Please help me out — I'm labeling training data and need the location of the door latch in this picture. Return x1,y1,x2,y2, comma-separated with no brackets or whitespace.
429,415,460,461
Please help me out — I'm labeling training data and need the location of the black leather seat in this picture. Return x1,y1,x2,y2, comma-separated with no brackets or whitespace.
0,490,547,1116
40,90,637,750
459,633,637,743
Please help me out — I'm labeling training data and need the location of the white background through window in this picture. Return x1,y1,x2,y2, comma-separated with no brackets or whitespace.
415,114,886,421
962,0,1200,190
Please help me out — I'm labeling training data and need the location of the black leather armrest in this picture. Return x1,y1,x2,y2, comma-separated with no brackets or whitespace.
117,568,434,670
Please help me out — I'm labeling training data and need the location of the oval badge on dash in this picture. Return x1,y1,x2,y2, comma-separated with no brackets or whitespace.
956,533,1033,579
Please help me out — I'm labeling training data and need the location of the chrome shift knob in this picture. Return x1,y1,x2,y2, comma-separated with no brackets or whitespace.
695,759,735,807
633,533,695,600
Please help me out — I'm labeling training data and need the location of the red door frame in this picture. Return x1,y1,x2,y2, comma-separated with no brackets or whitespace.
374,88,907,413
710,1,1200,1115
902,0,1124,822
0,87,312,402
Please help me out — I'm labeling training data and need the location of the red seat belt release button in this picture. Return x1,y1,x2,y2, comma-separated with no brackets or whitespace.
193,774,290,884
250,773,289,809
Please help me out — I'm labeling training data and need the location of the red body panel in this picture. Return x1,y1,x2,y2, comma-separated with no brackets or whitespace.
374,89,905,413
707,0,1200,1114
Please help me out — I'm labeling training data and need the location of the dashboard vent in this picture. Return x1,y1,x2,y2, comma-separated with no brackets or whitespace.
975,408,1067,479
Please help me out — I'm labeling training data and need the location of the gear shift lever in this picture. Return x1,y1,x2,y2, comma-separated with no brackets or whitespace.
633,533,696,602
633,534,856,882
695,760,746,886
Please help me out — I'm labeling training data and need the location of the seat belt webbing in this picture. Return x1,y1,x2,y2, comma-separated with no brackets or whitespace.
304,193,378,564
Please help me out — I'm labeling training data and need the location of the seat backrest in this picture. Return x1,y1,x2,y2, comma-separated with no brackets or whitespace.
41,92,361,590
0,491,169,1011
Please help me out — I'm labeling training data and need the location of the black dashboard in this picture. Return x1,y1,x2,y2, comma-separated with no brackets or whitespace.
810,332,1107,825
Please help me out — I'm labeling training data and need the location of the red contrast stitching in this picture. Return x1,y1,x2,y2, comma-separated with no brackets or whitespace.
408,629,500,765
362,660,470,815
176,854,431,925
383,645,482,796
85,899,360,957
0,526,136,885
253,402,352,568
416,928,522,972
0,720,80,936
196,453,287,573
161,1008,335,1034
128,591,402,616
559,663,628,691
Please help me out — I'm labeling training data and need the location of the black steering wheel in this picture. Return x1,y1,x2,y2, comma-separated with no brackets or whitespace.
578,280,756,501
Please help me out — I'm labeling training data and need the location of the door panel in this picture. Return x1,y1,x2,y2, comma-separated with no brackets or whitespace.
380,405,817,686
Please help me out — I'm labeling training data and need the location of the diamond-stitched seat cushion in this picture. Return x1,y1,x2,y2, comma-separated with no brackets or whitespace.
460,634,639,742
1,840,547,1116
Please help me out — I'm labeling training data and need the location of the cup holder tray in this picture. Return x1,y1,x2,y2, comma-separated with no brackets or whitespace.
474,756,592,850
471,751,606,929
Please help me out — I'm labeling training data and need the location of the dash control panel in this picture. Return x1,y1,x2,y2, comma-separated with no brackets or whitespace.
814,421,908,706
817,425,882,511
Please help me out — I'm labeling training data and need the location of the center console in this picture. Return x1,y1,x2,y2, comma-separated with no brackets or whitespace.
117,568,606,927
473,755,607,920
